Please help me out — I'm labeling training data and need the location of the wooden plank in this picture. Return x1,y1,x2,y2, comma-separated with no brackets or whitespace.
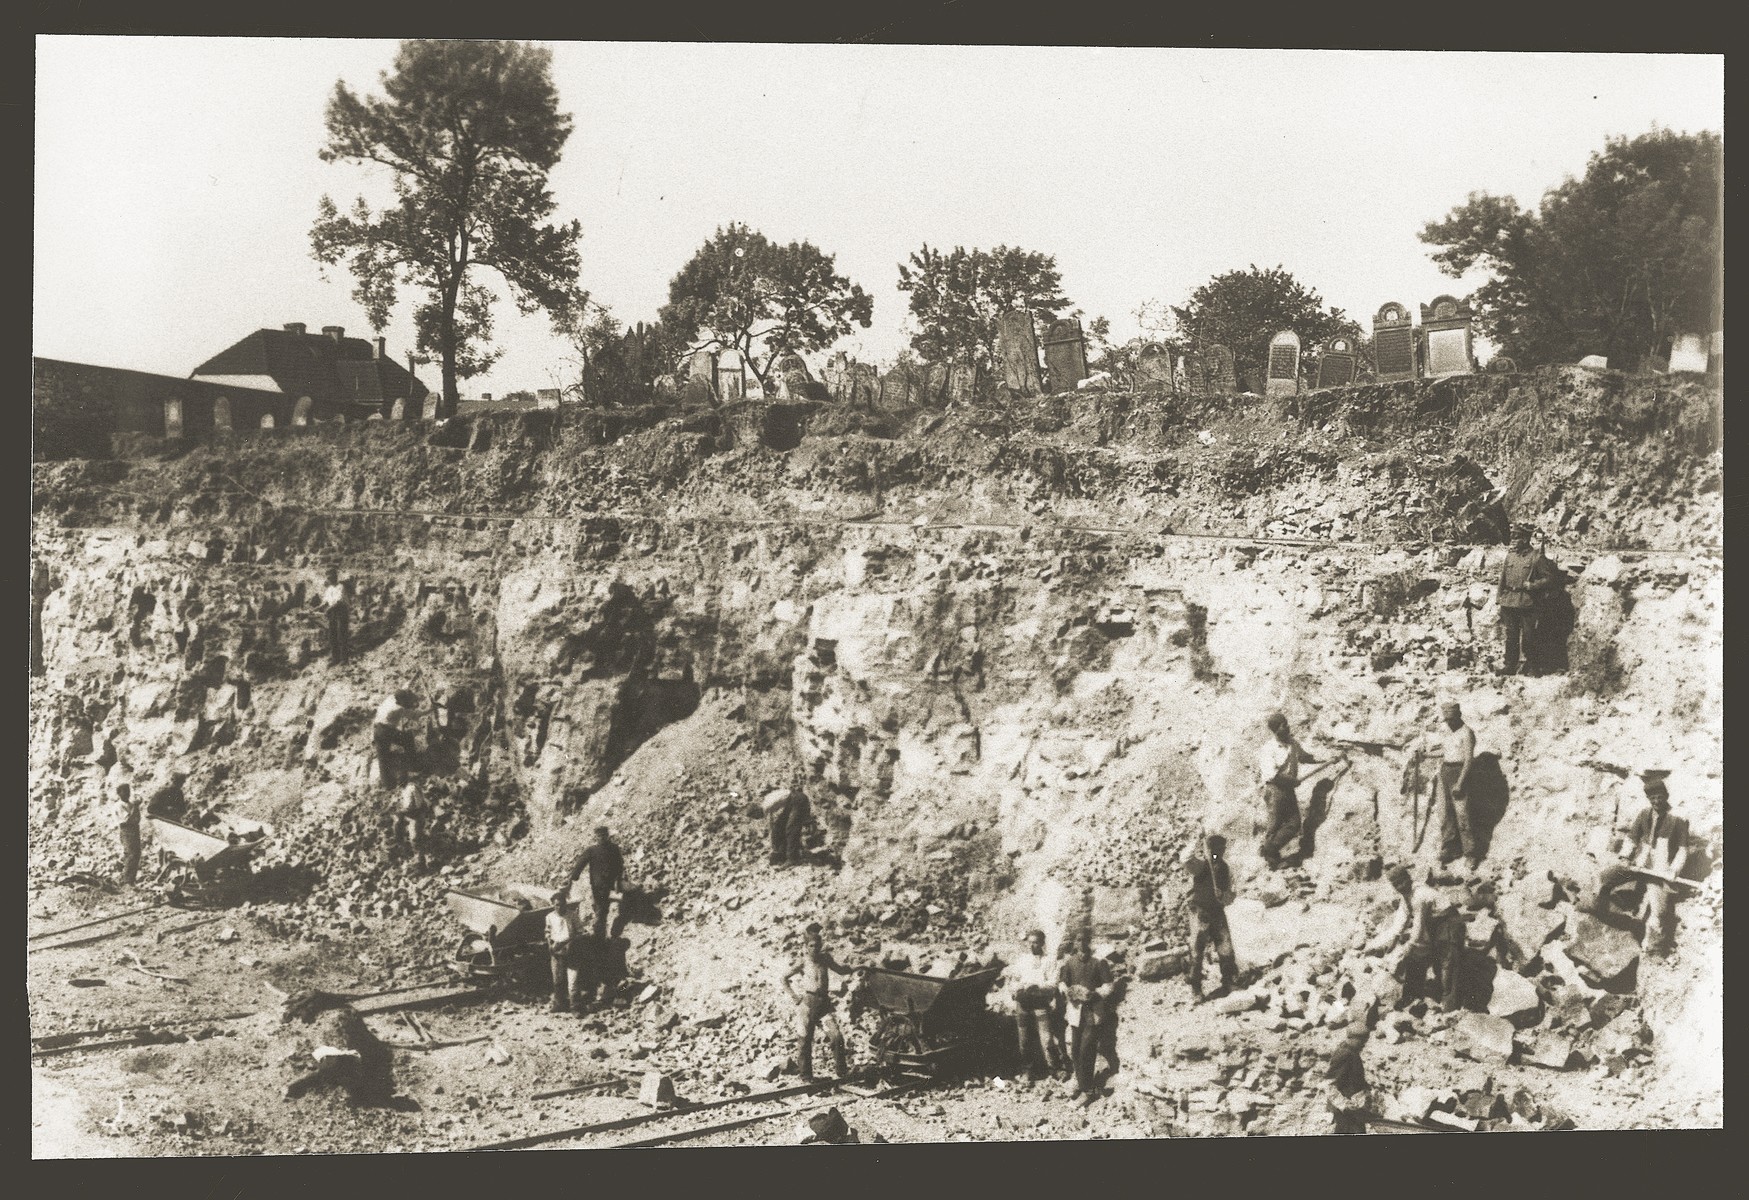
28,902,167,943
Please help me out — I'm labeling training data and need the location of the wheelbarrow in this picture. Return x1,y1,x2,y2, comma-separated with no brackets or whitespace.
862,965,1004,1081
149,815,271,907
445,883,555,981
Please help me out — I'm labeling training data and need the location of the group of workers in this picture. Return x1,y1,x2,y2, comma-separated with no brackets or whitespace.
543,825,630,1013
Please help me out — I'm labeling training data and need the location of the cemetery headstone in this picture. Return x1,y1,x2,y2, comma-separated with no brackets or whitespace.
422,393,440,419
652,374,679,401
1204,344,1237,394
715,350,747,402
1180,351,1205,395
536,389,562,409
776,353,812,401
1667,333,1708,374
1042,318,1089,392
163,397,184,439
997,310,1044,396
212,396,231,431
924,362,951,406
1136,342,1174,389
683,375,715,408
1373,302,1417,382
259,413,275,430
389,398,405,420
948,363,976,405
293,396,313,426
1265,330,1302,397
1314,336,1358,389
1420,295,1475,377
1487,356,1518,375
688,349,716,382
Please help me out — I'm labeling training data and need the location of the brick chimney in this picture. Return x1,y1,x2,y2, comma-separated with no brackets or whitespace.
373,336,386,360
322,325,345,342
283,322,306,335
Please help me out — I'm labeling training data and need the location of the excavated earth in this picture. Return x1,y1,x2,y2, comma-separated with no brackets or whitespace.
29,367,1722,1154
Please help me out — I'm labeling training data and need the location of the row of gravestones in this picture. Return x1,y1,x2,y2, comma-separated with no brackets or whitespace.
166,392,443,438
997,312,1090,395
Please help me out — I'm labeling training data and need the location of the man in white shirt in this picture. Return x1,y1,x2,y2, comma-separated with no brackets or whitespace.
543,890,587,1013
1258,713,1326,869
372,690,420,789
1006,930,1063,1079
319,568,351,665
1413,702,1479,869
110,780,142,885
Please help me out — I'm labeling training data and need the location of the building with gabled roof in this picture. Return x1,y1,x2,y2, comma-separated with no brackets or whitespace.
191,322,428,416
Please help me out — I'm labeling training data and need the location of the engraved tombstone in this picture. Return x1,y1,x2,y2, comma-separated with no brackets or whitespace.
1373,302,1417,382
1042,319,1088,392
715,350,747,401
1265,330,1302,397
163,397,184,439
1420,295,1475,377
997,310,1044,396
1136,342,1174,389
1204,344,1237,394
259,413,276,429
389,397,406,420
948,363,976,405
1314,336,1357,389
1180,351,1205,395
536,389,562,410
293,396,313,426
213,396,231,431
776,353,811,401
422,393,440,419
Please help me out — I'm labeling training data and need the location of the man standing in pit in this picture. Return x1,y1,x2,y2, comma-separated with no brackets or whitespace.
1368,864,1466,1012
1005,929,1063,1079
1258,713,1327,869
1186,833,1240,1000
111,780,142,886
1589,770,1690,955
762,769,814,867
785,922,855,1083
1057,931,1114,1106
372,689,420,789
1496,523,1555,676
566,825,625,939
543,890,587,1013
320,568,351,666
1416,702,1479,870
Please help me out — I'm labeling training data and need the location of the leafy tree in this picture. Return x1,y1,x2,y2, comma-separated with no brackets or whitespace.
1170,266,1361,384
658,223,872,391
557,301,684,405
311,40,583,418
1420,127,1721,367
896,244,1073,371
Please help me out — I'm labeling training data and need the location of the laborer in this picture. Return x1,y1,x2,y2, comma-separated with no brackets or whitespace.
1258,713,1326,869
320,568,351,666
111,780,142,885
146,767,191,821
1589,771,1690,955
1095,953,1129,1082
1495,523,1555,676
372,689,420,789
1006,929,1063,1079
543,889,587,1013
1369,864,1465,1012
1057,931,1114,1106
1186,833,1239,1000
763,769,814,866
1419,702,1479,870
785,922,854,1083
566,825,625,939
1324,1027,1373,1134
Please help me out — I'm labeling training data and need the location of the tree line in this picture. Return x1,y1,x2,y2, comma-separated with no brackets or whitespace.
311,41,1720,415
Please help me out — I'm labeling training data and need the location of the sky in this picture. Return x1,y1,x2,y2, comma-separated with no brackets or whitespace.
35,40,1723,395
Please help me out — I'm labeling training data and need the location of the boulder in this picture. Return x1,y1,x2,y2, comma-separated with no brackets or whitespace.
638,1072,676,1107
1521,1030,1577,1071
1497,892,1568,965
1138,948,1188,981
1565,914,1641,987
1453,1013,1517,1063
1486,970,1544,1028
1212,989,1263,1016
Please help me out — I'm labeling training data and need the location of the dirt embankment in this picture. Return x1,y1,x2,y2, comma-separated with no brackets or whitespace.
29,366,1721,1153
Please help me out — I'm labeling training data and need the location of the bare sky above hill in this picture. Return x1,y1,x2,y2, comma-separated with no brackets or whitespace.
35,40,1722,393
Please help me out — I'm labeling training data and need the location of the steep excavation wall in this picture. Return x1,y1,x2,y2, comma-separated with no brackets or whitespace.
29,366,1723,1125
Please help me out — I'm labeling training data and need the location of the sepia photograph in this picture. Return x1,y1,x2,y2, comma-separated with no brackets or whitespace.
30,38,1722,1157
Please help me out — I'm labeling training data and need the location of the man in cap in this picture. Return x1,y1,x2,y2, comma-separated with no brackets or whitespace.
566,825,625,939
1413,702,1479,869
1005,929,1063,1079
110,779,142,886
372,689,421,789
784,922,855,1083
1057,930,1114,1106
1496,523,1555,676
1258,713,1327,869
1185,833,1239,1000
1368,864,1465,1011
543,889,587,1013
1589,771,1690,955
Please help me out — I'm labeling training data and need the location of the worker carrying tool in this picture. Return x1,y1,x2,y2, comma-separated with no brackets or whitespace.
1587,770,1690,956
1257,713,1343,869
